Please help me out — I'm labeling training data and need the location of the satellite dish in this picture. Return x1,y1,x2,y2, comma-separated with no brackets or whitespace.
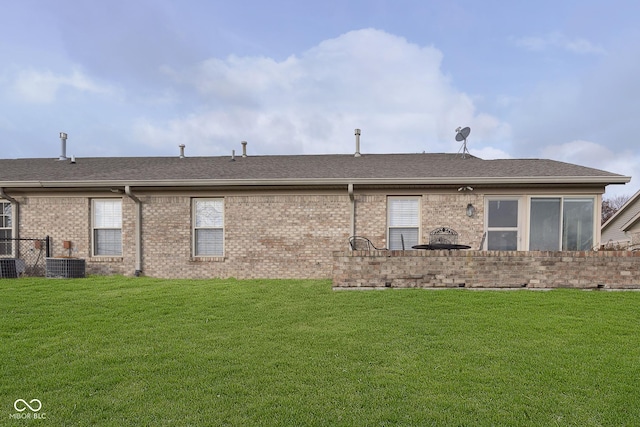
455,126,471,158
455,126,470,141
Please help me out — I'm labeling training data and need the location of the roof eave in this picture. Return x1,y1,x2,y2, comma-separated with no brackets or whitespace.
602,187,640,230
0,175,630,189
622,210,640,232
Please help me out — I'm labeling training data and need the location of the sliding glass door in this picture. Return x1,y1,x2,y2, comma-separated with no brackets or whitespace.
562,198,594,250
529,197,594,251
529,198,561,250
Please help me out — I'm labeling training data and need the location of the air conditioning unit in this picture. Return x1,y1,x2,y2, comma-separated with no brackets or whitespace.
46,258,85,278
0,259,18,279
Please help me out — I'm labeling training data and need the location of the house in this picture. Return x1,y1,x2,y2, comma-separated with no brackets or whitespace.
601,189,640,248
0,140,631,279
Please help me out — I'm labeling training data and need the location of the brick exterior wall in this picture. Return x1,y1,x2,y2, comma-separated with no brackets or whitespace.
138,194,351,278
7,189,613,282
16,195,131,276
11,192,355,279
332,250,640,289
19,196,90,258
354,195,387,246
421,193,484,249
351,193,485,249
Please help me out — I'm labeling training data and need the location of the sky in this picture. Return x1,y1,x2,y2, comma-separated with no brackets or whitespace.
1,0,639,199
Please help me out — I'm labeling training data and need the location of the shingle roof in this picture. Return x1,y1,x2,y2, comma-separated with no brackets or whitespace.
0,153,630,188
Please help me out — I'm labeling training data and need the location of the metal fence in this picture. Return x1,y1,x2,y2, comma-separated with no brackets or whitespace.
0,237,50,277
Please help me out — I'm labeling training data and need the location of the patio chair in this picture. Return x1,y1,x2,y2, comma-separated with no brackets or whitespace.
348,236,387,251
429,227,458,245
478,232,486,250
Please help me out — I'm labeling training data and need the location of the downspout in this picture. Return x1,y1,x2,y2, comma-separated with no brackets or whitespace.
348,183,355,239
0,188,19,256
124,186,142,276
595,193,603,248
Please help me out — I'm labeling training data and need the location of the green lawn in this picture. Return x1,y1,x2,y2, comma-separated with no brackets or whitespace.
1,277,639,426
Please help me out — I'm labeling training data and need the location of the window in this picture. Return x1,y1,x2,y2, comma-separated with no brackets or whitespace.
92,199,122,256
193,198,224,256
388,197,420,250
529,197,594,250
0,201,12,256
486,199,519,250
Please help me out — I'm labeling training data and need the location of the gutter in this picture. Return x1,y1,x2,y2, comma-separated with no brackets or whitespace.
0,175,632,188
0,187,18,205
124,186,142,277
0,187,19,242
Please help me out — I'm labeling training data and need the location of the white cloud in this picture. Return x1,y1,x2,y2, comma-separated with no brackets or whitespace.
473,146,512,160
513,32,606,55
12,68,114,104
540,140,612,165
138,29,507,156
540,140,638,198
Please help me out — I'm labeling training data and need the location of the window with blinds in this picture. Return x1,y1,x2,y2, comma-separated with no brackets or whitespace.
92,199,122,256
387,197,420,250
0,201,12,256
193,198,224,257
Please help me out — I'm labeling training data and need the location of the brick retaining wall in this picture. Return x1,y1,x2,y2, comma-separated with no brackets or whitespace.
332,250,640,289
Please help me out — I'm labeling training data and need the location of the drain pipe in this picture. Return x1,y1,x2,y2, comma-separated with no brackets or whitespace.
348,183,355,238
124,186,142,277
0,188,19,252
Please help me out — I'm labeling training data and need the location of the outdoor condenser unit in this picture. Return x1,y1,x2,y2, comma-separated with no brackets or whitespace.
0,258,18,279
45,258,85,278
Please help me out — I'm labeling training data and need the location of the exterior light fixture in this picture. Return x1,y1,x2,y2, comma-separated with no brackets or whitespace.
466,203,475,217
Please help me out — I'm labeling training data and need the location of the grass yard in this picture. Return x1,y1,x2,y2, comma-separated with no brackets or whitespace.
1,277,640,426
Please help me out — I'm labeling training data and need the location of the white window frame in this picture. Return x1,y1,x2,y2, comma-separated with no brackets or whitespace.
92,199,123,257
193,198,224,257
387,196,420,250
484,197,523,250
0,200,13,257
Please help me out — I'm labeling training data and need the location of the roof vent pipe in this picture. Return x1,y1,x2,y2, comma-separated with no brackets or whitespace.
354,129,361,157
179,144,185,158
58,132,68,161
231,149,236,161
241,141,247,157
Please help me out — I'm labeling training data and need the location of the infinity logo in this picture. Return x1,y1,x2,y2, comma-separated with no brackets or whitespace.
14,399,42,412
